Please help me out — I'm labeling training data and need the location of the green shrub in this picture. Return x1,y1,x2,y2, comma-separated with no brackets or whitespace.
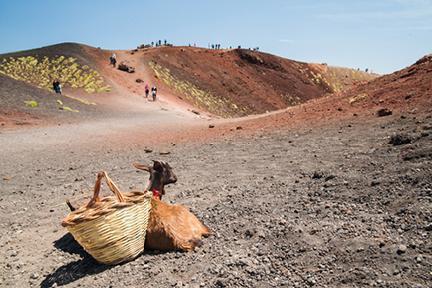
24,100,38,108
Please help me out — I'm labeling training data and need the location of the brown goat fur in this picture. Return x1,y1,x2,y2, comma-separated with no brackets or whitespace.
134,160,211,251
145,198,211,251
66,161,211,252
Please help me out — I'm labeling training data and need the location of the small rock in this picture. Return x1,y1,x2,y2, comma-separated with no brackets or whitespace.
118,62,135,73
397,244,407,255
159,151,171,155
377,108,392,117
191,110,200,115
214,279,226,287
324,175,336,181
144,148,153,153
257,230,266,239
236,126,243,130
371,180,380,186
389,134,412,146
306,278,316,286
30,273,39,279
209,124,215,128
312,171,323,179
244,229,255,238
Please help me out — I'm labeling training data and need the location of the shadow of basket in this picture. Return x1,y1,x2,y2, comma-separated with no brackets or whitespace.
40,256,110,287
40,233,111,287
53,233,88,257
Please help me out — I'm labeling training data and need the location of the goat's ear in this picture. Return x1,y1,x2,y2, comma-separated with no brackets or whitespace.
133,162,151,172
152,160,164,172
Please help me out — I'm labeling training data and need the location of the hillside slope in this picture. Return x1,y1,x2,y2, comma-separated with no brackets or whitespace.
343,54,432,112
140,46,375,116
0,43,376,128
217,53,432,133
0,74,102,128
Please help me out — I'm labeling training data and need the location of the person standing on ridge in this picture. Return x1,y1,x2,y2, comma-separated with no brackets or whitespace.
52,80,57,93
110,53,117,67
151,86,157,101
145,84,150,98
57,81,62,95
53,80,62,95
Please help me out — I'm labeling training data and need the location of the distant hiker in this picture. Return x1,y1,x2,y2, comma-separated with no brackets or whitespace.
145,84,150,98
57,82,62,95
151,86,157,101
53,80,62,95
110,53,117,67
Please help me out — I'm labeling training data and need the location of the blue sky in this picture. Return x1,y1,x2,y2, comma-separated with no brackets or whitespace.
0,0,431,74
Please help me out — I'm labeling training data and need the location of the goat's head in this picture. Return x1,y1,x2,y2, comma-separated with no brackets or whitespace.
133,160,177,199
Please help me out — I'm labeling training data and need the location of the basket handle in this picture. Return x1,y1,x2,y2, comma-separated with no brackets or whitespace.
86,171,125,208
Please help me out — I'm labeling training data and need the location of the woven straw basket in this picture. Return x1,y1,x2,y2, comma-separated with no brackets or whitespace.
62,171,152,265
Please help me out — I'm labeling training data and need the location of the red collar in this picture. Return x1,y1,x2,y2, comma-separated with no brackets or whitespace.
151,188,161,200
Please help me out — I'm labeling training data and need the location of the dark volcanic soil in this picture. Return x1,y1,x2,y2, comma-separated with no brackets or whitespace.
0,113,431,288
0,74,102,128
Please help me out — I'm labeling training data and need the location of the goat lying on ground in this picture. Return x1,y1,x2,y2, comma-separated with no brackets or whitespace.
66,160,210,252
134,161,210,251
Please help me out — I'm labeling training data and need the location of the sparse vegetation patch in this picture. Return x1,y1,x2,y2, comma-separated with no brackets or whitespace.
24,100,38,108
0,56,110,93
149,61,250,117
56,99,79,112
349,93,368,104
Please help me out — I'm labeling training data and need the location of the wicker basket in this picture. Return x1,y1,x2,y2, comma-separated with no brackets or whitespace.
62,171,152,265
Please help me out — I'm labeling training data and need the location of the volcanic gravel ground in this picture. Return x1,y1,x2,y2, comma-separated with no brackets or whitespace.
0,114,431,287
